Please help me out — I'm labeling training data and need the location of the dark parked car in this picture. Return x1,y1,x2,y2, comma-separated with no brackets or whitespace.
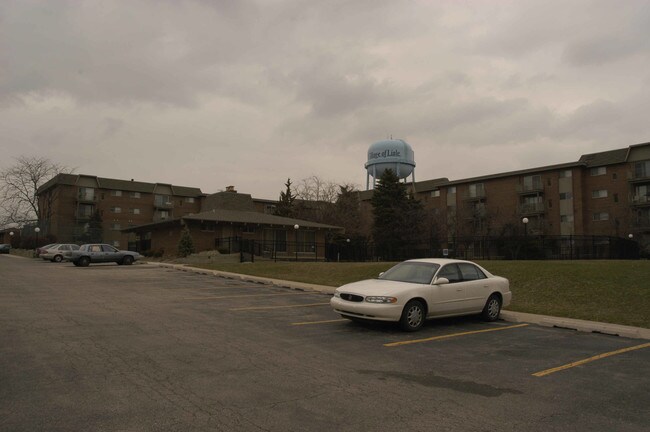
69,244,141,267
0,244,10,254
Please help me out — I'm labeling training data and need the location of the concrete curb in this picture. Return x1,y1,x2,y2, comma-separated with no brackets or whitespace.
146,261,650,341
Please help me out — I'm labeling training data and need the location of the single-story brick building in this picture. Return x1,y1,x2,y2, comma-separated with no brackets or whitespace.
123,190,343,260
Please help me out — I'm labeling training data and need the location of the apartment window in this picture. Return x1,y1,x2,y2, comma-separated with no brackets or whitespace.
78,204,94,218
523,175,542,191
111,190,122,197
242,225,256,234
612,173,617,180
111,207,122,213
111,223,121,230
430,190,440,198
130,208,141,215
559,170,572,178
559,192,573,200
590,167,606,176
468,183,484,198
448,186,456,194
613,193,619,203
592,189,608,199
560,215,574,223
634,160,650,178
159,210,170,220
78,187,95,201
185,197,195,203
112,240,120,247
130,191,141,198
154,195,172,206
523,195,542,205
264,204,276,214
593,212,609,221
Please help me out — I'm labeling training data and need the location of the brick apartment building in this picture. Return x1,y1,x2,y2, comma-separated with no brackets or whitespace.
35,175,341,257
358,141,650,256
25,141,650,258
36,174,206,249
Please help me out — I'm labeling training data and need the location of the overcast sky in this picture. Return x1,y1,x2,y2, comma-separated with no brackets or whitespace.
2,0,649,199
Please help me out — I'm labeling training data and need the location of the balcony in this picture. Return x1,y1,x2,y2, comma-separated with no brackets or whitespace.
77,194,97,203
633,217,650,230
461,191,486,201
153,213,172,222
631,195,650,207
628,169,650,183
75,211,94,221
519,202,545,215
154,201,174,210
517,184,544,195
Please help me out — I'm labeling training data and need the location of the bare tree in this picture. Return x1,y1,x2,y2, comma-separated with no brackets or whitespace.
0,156,70,227
294,175,340,203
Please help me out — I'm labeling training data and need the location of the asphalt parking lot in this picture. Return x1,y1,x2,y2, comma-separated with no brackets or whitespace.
1,256,649,431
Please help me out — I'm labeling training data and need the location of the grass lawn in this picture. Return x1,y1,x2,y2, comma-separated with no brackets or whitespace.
194,260,650,329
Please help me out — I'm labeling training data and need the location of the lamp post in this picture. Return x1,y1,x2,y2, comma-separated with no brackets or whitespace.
521,218,529,260
294,224,299,262
9,231,14,247
34,227,41,247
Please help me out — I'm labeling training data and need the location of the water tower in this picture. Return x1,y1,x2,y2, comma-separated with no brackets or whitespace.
365,139,416,189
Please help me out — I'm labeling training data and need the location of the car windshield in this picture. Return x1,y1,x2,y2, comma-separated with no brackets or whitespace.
378,262,440,284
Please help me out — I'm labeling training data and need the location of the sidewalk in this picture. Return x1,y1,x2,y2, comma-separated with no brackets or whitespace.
147,261,650,341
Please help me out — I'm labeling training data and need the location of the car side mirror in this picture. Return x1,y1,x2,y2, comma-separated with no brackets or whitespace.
378,272,384,277
434,277,450,285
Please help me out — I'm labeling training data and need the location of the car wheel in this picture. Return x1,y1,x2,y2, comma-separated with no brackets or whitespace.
122,255,134,265
399,300,426,332
482,294,502,321
78,257,90,267
53,255,63,263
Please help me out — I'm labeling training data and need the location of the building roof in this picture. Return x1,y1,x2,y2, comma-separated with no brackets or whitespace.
123,209,343,232
185,209,342,229
201,192,257,212
37,174,204,197
578,148,629,167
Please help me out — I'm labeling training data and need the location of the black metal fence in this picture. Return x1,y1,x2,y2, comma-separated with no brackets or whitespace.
213,234,638,262
328,235,639,261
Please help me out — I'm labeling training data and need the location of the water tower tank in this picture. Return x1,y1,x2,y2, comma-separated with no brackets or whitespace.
365,139,415,189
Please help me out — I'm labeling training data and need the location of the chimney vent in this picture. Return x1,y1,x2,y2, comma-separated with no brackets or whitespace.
225,186,237,193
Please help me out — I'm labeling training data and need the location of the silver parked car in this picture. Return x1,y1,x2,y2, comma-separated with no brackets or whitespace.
69,244,141,267
40,243,80,262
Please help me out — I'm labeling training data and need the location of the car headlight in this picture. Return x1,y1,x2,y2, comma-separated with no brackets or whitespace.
365,296,397,303
333,292,341,298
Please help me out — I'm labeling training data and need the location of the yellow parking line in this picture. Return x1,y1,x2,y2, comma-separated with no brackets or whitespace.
291,319,348,326
230,302,330,311
183,292,310,300
533,342,650,377
384,323,529,347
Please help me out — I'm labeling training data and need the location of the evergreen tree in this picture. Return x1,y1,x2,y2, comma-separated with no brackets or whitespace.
371,169,424,260
275,178,296,217
177,225,195,257
80,210,103,243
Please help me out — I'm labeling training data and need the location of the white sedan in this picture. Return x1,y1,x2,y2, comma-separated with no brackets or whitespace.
330,258,512,331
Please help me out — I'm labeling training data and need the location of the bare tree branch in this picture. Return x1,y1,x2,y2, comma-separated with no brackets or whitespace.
0,156,71,227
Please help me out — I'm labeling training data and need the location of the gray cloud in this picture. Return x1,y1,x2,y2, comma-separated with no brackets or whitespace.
0,0,649,199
